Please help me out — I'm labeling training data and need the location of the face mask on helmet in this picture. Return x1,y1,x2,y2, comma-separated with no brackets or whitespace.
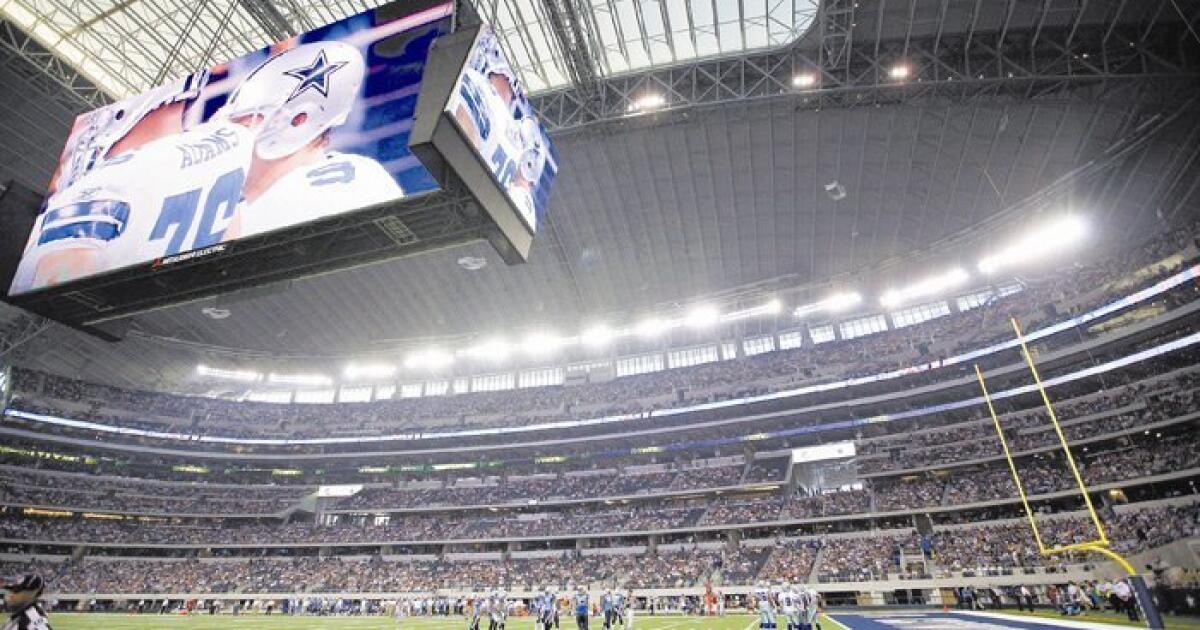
223,41,365,161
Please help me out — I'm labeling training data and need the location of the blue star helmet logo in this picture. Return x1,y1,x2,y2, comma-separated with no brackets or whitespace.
283,50,348,102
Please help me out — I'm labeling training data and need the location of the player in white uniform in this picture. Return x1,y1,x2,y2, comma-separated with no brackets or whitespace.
10,74,255,294
799,587,821,630
450,31,549,231
753,582,776,630
777,583,798,630
488,590,507,630
218,41,402,239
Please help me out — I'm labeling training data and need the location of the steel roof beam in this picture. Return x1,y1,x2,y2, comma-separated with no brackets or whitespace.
532,20,1200,134
0,18,111,110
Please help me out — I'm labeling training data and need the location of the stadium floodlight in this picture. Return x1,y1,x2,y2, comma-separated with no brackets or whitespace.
880,268,969,307
343,363,397,379
721,298,783,323
196,365,262,382
267,372,332,386
635,317,673,337
794,291,862,318
522,331,566,355
627,94,665,112
889,63,911,80
792,73,817,87
684,305,720,329
580,324,616,347
464,338,513,361
823,291,862,312
403,349,453,370
978,215,1088,274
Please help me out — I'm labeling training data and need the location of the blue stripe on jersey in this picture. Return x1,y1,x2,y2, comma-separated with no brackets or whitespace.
42,199,130,228
38,220,123,245
459,81,491,141
38,200,130,245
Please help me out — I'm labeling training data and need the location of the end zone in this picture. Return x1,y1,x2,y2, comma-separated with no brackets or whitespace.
829,611,1145,629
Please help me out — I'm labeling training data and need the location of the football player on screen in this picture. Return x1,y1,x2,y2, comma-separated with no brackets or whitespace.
220,41,401,239
10,72,257,294
451,33,548,228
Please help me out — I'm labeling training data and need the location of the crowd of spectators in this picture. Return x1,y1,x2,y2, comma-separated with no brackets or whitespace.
0,505,708,546
0,547,743,594
858,370,1200,474
0,469,307,515
2,428,1195,542
700,497,784,525
332,461,773,511
817,536,903,582
782,489,871,519
0,502,1194,594
930,503,1200,572
757,539,820,583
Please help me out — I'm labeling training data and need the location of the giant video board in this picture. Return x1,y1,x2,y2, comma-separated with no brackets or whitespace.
7,1,456,297
443,25,558,233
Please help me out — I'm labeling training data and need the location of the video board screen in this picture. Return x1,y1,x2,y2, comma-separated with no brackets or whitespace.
443,26,558,233
7,1,454,297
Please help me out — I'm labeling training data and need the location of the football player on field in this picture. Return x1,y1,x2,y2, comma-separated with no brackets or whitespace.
778,582,798,630
753,582,777,630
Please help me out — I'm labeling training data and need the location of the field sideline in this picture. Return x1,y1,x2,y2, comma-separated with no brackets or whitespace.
45,610,1200,629
49,613,776,630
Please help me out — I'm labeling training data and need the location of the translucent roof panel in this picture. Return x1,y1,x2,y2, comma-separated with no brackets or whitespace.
1,0,817,99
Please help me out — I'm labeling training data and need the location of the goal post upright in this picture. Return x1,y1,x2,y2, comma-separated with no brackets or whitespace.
971,317,1164,629
974,362,1047,554
1009,317,1108,545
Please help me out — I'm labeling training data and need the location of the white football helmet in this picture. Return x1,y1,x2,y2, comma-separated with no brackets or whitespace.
59,72,207,189
223,41,365,160
96,72,207,151
469,30,516,83
516,117,547,183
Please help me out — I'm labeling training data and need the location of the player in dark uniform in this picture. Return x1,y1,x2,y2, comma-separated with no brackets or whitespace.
573,587,589,630
2,575,51,630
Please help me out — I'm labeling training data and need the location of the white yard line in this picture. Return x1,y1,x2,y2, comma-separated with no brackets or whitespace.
959,610,1142,629
820,615,852,630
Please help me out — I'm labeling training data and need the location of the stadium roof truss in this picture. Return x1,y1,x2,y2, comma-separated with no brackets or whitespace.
0,0,818,103
1,0,1196,123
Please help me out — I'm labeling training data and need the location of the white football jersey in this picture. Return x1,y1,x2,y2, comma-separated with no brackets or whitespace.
754,587,773,611
455,69,532,202
456,68,511,167
10,120,254,293
238,151,401,238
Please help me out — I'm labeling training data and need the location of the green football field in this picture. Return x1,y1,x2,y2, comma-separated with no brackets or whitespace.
46,611,1200,629
48,613,783,630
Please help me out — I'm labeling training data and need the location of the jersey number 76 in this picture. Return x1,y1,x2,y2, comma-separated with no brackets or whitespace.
151,168,245,255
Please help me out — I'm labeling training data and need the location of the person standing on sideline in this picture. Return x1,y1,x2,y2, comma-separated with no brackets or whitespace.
1114,579,1139,621
2,575,51,630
